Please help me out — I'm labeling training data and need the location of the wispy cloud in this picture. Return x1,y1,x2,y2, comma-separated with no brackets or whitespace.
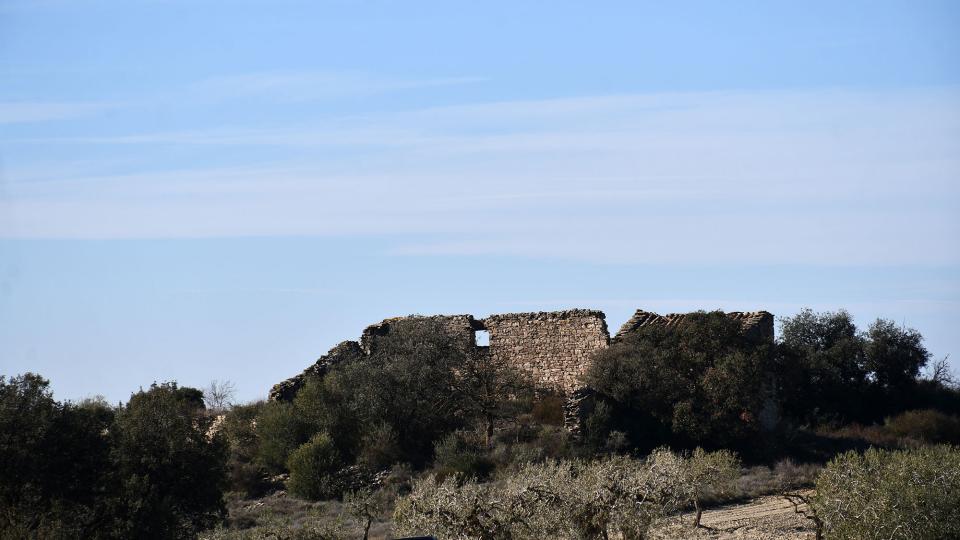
0,101,116,124
3,88,959,266
181,71,486,103
0,70,484,125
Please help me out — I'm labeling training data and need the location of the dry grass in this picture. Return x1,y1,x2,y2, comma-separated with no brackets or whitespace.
700,459,821,507
200,491,394,540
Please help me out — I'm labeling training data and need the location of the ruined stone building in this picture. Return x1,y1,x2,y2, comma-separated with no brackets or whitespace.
270,308,774,403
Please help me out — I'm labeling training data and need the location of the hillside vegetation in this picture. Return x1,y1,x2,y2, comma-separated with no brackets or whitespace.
2,308,959,539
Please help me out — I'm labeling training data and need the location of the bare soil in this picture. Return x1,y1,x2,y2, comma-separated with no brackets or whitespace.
652,492,817,540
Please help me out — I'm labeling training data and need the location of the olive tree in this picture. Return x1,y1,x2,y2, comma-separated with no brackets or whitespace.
394,451,691,540
682,448,740,528
586,311,774,448
807,446,960,540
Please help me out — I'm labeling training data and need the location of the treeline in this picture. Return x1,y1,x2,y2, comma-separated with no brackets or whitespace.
395,445,960,540
0,376,225,538
2,308,959,538
585,309,960,457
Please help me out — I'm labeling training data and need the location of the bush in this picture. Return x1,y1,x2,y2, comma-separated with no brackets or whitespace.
221,402,271,496
531,394,566,426
256,401,311,473
287,433,345,501
1,376,228,539
682,448,740,527
395,451,690,539
586,311,775,449
0,374,115,538
292,318,473,468
809,445,960,539
111,382,228,537
357,422,404,471
884,409,960,444
733,460,820,502
431,433,495,481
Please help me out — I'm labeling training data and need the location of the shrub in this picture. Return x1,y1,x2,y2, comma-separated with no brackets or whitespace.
111,382,228,537
431,433,495,481
287,433,345,501
293,318,474,467
884,409,960,444
682,448,740,527
0,374,115,538
809,445,960,539
256,401,311,473
221,402,270,496
531,394,566,426
586,311,775,448
357,422,404,471
395,451,689,540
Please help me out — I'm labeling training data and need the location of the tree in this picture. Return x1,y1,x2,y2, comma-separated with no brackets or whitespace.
255,400,312,473
293,318,472,468
0,373,115,538
682,448,740,528
286,432,344,500
864,319,929,392
587,311,774,448
926,355,956,388
807,446,960,539
203,380,237,412
777,309,868,423
394,452,689,540
452,348,533,447
345,488,395,540
111,382,228,538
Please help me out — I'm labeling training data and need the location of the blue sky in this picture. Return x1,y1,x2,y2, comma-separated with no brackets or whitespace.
1,1,959,403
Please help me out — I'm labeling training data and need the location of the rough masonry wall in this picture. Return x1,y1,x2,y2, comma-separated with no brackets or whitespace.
481,309,609,393
271,308,775,403
359,314,478,354
614,309,774,344
270,314,478,402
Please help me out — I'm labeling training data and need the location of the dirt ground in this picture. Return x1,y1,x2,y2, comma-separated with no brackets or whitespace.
651,493,818,540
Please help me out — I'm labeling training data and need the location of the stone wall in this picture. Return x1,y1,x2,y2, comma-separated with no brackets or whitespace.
270,308,773,402
614,309,774,344
479,310,609,394
359,314,478,354
269,340,364,402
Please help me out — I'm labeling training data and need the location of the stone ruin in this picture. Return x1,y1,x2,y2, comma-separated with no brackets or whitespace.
269,308,774,404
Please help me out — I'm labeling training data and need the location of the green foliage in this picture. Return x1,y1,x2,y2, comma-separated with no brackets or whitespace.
256,401,311,473
1,375,228,539
292,318,473,468
883,409,960,444
357,422,404,471
110,382,228,538
778,309,934,424
431,433,495,481
344,488,396,540
530,394,565,426
201,517,349,540
582,399,615,451
286,433,345,501
810,446,960,540
682,448,740,527
777,309,867,423
221,402,271,497
0,373,115,538
865,319,929,390
450,347,534,447
587,311,774,448
395,451,690,540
